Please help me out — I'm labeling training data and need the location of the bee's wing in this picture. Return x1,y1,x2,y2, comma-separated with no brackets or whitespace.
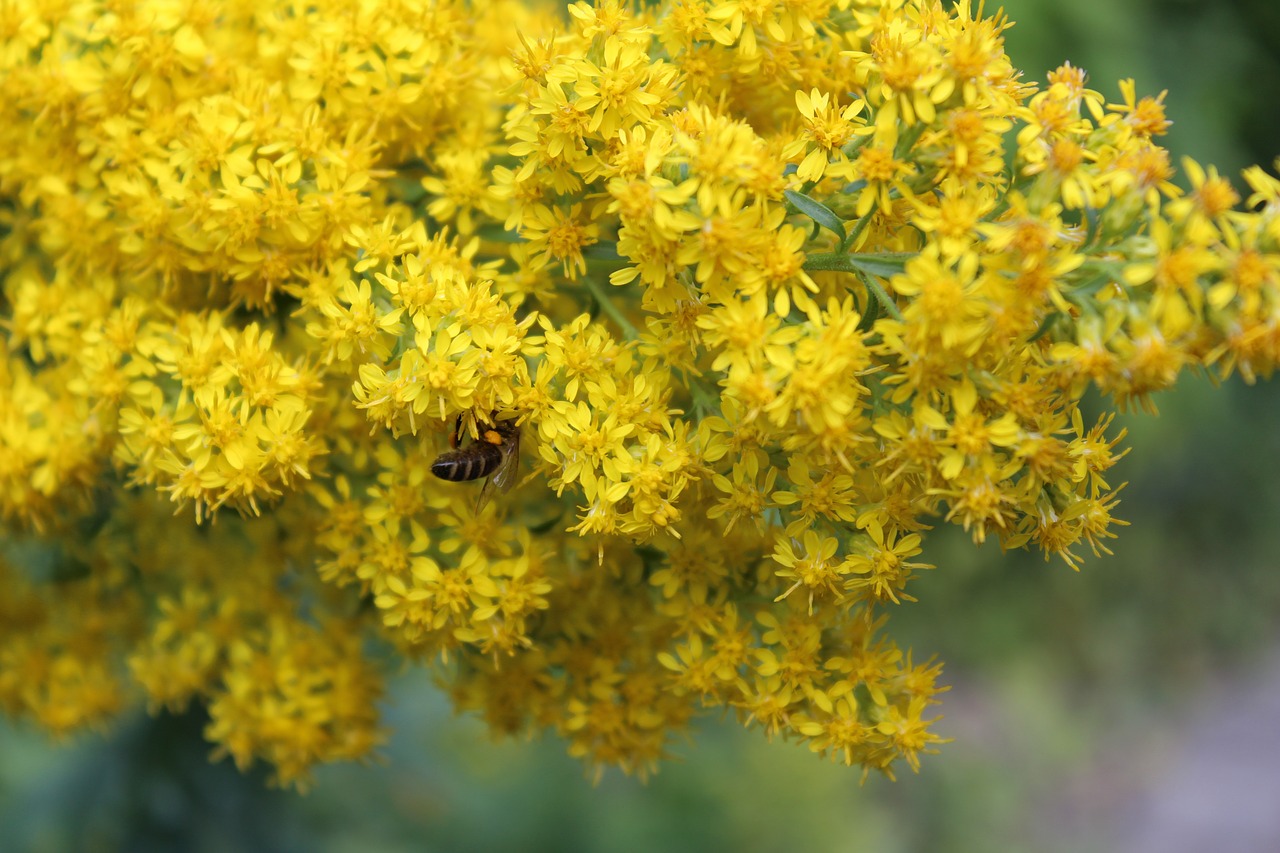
475,430,520,512
490,429,521,492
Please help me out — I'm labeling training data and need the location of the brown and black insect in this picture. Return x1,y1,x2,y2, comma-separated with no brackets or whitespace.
430,415,521,509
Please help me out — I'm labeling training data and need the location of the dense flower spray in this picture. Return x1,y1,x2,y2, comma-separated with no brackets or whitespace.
2,0,1278,788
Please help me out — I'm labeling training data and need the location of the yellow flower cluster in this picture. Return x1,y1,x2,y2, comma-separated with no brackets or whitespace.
2,0,1278,787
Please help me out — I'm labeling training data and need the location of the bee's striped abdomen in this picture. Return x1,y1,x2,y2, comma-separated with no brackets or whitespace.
430,443,503,482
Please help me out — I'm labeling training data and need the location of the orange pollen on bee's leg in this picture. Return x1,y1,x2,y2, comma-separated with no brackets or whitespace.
483,429,503,445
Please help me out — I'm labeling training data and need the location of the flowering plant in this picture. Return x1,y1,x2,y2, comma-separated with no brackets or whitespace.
2,0,1277,789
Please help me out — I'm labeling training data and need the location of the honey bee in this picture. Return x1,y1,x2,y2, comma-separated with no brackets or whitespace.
430,415,521,509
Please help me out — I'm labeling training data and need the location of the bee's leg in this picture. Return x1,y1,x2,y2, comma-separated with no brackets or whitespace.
473,481,491,516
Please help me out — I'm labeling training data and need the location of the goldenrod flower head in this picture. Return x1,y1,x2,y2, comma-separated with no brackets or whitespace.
1,0,1277,789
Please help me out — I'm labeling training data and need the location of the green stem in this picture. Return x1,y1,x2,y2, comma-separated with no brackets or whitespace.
841,210,875,251
894,122,927,158
684,370,721,417
582,274,640,340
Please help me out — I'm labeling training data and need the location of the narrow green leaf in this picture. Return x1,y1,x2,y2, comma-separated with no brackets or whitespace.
856,269,904,322
857,288,882,332
785,189,847,242
1027,311,1062,343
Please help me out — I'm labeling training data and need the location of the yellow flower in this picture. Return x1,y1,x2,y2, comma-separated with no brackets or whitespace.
1123,215,1221,319
772,459,860,536
912,179,998,258
932,379,1021,481
421,149,501,235
875,696,947,774
852,140,917,218
772,530,845,614
1107,78,1171,139
707,450,776,533
795,694,871,766
572,39,671,138
889,249,989,355
788,88,868,183
847,17,948,125
843,526,929,605
521,203,601,279
548,400,636,489
310,278,405,365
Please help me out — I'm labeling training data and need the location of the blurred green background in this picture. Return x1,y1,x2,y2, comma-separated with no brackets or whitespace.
3,2,1280,851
